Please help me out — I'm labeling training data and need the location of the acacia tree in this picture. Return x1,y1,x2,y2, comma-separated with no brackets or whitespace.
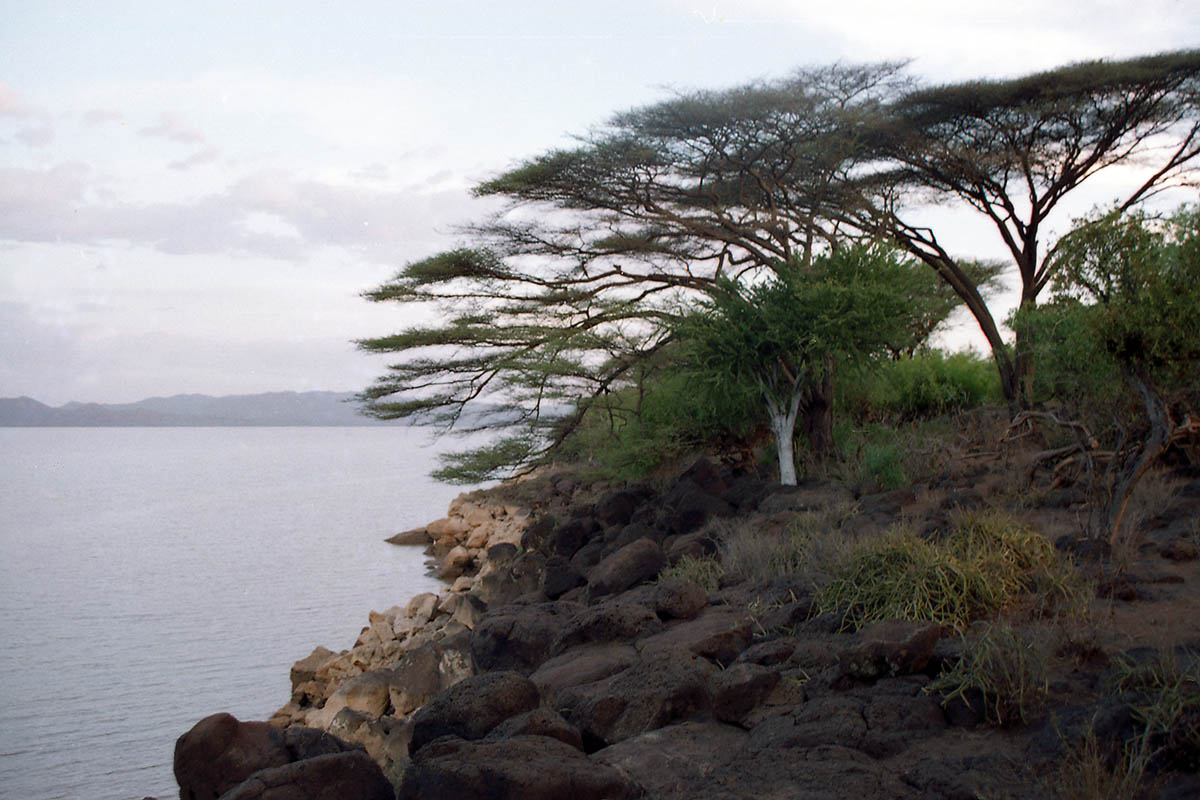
856,51,1200,407
468,63,984,456
676,244,932,484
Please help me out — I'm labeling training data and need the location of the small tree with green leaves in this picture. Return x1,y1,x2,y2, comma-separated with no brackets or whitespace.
1018,207,1200,544
674,244,934,484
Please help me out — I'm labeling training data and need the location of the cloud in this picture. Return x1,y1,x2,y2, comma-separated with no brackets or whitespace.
0,162,482,262
83,108,124,126
138,111,205,144
169,146,221,171
15,124,55,147
1,82,57,146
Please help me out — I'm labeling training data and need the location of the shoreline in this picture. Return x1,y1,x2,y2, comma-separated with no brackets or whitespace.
173,453,1200,799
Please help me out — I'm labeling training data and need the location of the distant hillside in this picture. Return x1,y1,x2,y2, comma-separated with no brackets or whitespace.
0,392,400,427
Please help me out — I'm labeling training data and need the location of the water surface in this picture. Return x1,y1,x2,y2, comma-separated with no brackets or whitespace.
0,427,472,799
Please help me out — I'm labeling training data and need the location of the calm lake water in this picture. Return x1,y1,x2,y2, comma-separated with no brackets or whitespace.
0,427,476,800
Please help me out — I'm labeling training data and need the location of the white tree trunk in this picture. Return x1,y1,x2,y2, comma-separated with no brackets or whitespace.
765,382,804,486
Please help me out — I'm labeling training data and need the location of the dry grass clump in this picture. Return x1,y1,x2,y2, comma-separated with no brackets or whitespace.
814,510,1085,632
927,623,1049,726
1052,731,1157,800
720,501,860,584
657,554,724,592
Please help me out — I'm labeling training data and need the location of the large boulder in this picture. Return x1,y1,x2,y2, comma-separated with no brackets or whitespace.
592,720,747,798
219,750,393,800
541,554,586,600
709,663,781,726
587,538,666,597
551,601,662,655
654,578,709,620
836,620,943,682
398,734,641,800
409,671,540,754
308,669,392,728
636,606,754,665
556,649,715,748
530,643,640,705
174,713,358,800
471,602,580,673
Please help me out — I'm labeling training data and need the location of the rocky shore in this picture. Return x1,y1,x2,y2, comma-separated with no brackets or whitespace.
172,451,1200,799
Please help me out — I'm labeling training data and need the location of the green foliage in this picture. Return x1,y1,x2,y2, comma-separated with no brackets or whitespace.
815,511,1081,632
556,362,761,480
430,436,538,485
1022,207,1200,407
928,623,1048,726
840,350,1002,422
862,442,906,490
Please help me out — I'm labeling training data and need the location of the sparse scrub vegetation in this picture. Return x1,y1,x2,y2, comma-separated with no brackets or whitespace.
927,623,1049,725
657,554,724,593
814,512,1083,632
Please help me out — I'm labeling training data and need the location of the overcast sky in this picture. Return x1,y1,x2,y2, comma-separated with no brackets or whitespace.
2,0,1198,405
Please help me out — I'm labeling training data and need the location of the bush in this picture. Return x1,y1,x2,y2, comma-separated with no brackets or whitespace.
1110,648,1200,770
558,366,762,480
927,623,1048,725
814,511,1083,631
840,349,1001,423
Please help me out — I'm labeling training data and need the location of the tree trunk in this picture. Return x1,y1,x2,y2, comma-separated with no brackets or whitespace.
1107,370,1172,549
765,386,803,486
800,362,835,462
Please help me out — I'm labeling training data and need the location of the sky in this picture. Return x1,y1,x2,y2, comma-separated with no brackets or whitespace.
2,1,1198,405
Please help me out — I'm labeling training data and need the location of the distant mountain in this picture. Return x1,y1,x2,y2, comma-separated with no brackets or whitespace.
0,391,401,427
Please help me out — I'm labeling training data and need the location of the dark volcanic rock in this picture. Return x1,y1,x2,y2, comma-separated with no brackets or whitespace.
836,620,943,682
398,735,641,800
550,518,601,559
637,605,753,665
218,750,393,800
556,649,715,749
541,554,586,599
484,707,584,751
709,663,781,726
408,671,539,754
552,601,662,655
588,538,666,597
593,720,747,798
654,577,709,620
174,713,358,800
471,602,581,673
530,643,640,705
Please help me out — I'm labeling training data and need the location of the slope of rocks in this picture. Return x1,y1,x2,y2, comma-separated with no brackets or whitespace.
173,455,1200,799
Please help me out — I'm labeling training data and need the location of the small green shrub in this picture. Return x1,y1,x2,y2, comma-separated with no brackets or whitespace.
1110,648,1200,769
927,623,1048,726
863,442,906,489
815,511,1082,631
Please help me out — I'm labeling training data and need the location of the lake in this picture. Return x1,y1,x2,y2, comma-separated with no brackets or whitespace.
0,427,476,800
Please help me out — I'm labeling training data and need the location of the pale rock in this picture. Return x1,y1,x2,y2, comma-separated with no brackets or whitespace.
427,516,470,541
437,545,473,580
406,593,439,622
465,525,491,549
451,575,475,593
392,615,419,639
462,502,495,529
